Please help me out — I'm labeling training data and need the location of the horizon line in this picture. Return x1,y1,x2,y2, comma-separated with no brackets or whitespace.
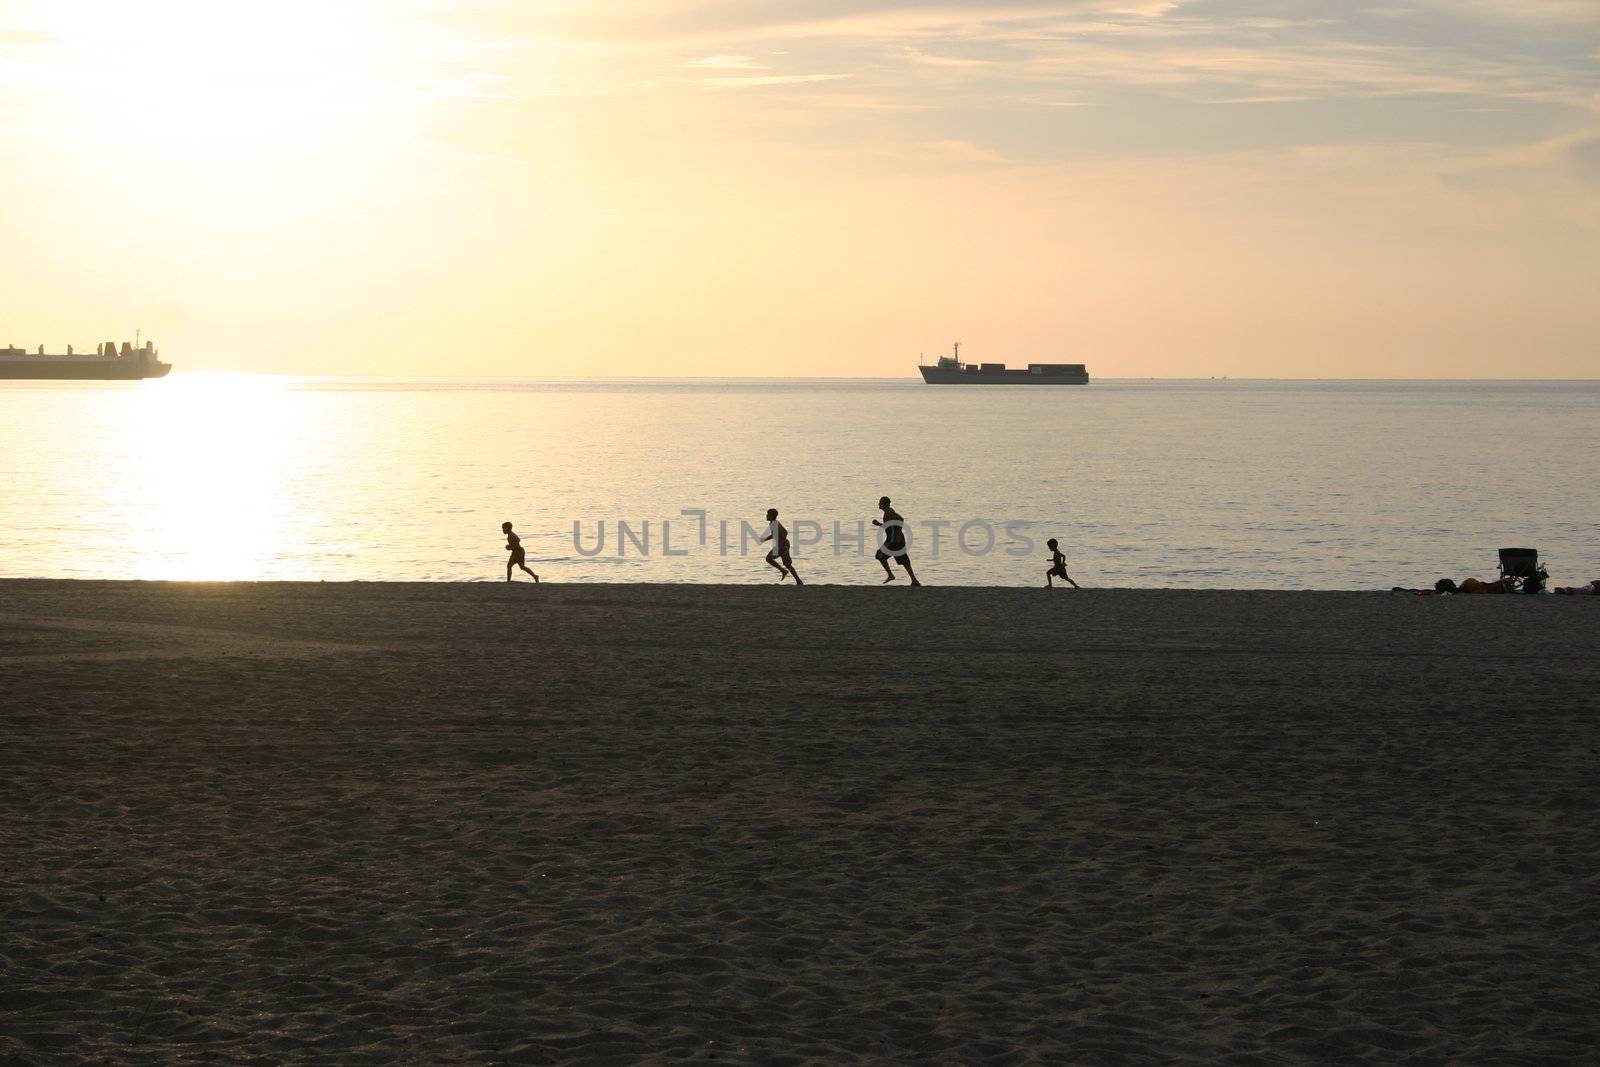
56,372,1600,384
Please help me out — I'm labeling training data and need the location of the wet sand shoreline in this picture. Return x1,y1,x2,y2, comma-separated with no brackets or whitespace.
3,581,1596,1064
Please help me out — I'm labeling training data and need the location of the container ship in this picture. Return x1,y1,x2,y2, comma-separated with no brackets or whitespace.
918,343,1088,385
1,340,171,380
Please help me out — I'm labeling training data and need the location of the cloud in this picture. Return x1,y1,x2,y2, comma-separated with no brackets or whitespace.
1423,128,1600,205
1568,135,1600,185
1410,0,1600,21
613,4,1592,113
921,138,1008,162
1206,95,1318,105
685,54,765,69
903,45,989,67
404,2,1593,116
515,1,1182,47
812,92,937,110
701,73,851,89
349,2,1600,169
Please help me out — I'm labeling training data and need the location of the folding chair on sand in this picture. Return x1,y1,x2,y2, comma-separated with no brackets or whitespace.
1498,548,1547,590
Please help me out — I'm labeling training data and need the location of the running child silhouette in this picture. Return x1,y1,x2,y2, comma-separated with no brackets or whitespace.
502,521,539,582
759,508,803,584
1045,538,1079,588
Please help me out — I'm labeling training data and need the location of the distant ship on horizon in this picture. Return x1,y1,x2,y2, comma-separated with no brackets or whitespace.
918,343,1088,385
1,339,172,380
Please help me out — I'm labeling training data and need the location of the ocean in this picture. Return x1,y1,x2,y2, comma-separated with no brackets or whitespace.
2,376,1596,589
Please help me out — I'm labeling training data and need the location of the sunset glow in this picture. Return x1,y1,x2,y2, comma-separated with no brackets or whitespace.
3,1,1595,377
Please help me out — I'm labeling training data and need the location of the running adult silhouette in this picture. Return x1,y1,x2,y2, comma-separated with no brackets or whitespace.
760,508,803,585
502,521,539,582
873,496,921,586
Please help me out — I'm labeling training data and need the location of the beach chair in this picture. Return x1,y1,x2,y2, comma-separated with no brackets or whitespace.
1498,548,1545,589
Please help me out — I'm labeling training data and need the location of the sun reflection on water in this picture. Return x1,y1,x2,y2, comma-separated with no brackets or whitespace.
120,375,300,580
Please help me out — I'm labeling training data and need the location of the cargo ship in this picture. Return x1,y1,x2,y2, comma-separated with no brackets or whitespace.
918,343,1088,385
1,340,171,380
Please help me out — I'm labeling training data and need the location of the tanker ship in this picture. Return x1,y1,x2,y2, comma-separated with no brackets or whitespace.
1,340,172,380
918,343,1088,385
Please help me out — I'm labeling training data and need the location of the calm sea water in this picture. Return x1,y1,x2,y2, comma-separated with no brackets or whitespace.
2,376,1596,589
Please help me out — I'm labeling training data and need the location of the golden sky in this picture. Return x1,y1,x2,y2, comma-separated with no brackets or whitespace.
2,0,1596,377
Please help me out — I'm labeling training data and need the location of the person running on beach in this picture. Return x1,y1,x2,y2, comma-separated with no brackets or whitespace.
760,508,803,585
1045,538,1080,588
502,521,539,583
873,496,921,586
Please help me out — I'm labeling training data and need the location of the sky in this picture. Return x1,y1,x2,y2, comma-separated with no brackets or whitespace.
1,0,1596,378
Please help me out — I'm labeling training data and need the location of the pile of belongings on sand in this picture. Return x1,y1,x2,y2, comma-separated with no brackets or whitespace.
1396,548,1599,596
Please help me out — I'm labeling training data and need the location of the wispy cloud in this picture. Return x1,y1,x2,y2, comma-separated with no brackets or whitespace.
921,138,1009,162
903,45,990,67
700,72,851,89
72,0,1575,173
684,54,766,70
530,1,1184,45
1565,134,1600,185
1409,0,1600,22
382,1,1596,117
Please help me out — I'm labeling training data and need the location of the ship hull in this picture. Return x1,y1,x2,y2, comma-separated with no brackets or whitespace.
919,366,1088,385
0,361,171,381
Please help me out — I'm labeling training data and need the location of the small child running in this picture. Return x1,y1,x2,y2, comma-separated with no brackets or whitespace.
760,508,803,585
1045,538,1079,588
502,521,539,582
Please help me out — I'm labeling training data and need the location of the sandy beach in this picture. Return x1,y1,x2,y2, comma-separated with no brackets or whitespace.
2,580,1596,1064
